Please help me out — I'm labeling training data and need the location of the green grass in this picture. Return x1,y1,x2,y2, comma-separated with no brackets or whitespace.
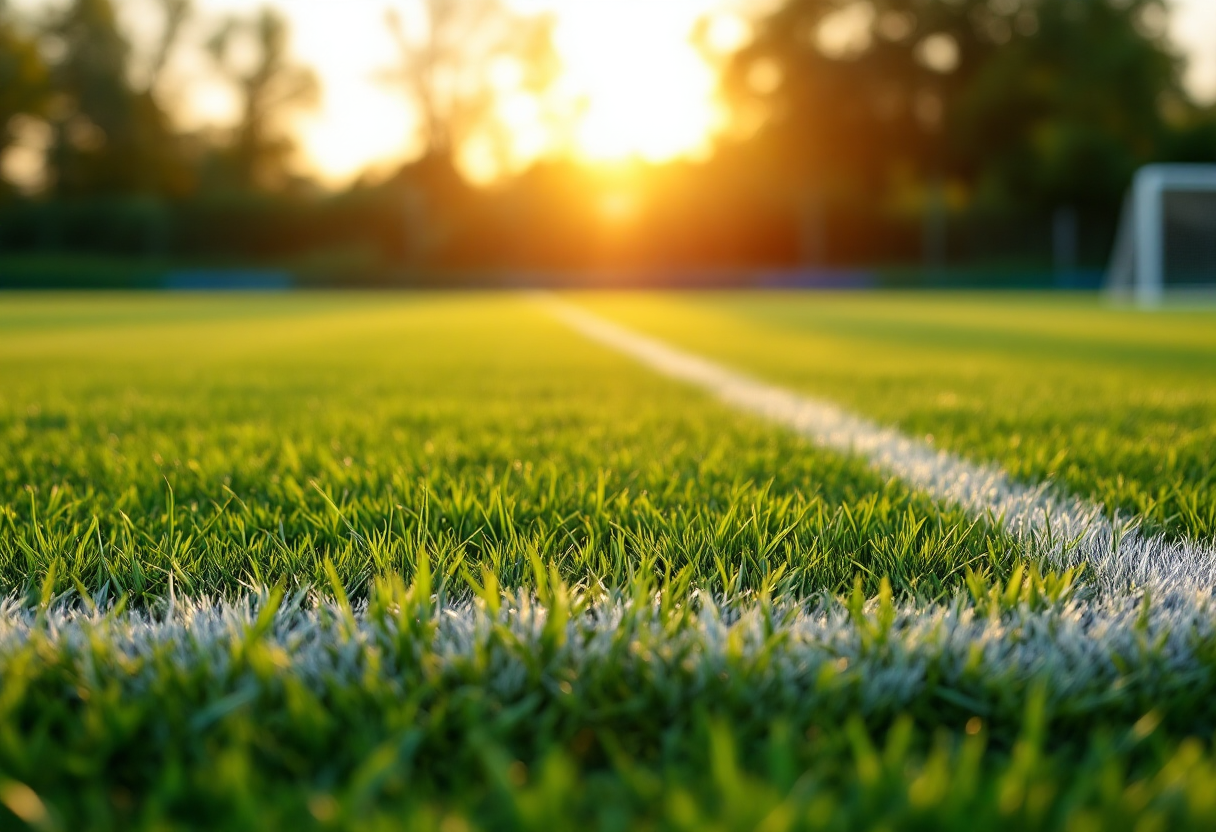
6,581,1216,832
582,292,1216,541
2,291,1216,831
0,294,1020,601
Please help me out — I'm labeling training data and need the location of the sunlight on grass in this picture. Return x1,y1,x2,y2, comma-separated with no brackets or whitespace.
583,292,1216,542
3,292,1216,831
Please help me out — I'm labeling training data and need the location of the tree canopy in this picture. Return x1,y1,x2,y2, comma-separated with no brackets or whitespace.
724,0,1206,212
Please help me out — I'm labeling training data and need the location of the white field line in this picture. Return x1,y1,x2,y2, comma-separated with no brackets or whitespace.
546,299,1216,600
4,591,1216,715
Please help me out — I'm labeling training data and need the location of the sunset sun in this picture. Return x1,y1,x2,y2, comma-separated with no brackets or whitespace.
548,1,726,164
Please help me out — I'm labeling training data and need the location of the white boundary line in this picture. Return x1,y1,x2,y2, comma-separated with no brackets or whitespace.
3,590,1215,708
546,299,1216,600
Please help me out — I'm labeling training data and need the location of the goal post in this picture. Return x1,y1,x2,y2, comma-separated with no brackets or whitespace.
1106,164,1216,306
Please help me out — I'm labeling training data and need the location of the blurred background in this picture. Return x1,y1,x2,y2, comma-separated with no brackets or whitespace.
0,0,1213,290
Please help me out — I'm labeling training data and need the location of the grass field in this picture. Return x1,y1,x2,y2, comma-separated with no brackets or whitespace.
2,292,1216,830
584,294,1216,541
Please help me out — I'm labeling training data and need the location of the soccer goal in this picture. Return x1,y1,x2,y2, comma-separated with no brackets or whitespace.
1106,164,1216,305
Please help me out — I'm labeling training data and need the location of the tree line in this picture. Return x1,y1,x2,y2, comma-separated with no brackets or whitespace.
0,0,1213,283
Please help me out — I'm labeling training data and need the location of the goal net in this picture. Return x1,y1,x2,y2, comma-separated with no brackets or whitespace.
1106,164,1216,305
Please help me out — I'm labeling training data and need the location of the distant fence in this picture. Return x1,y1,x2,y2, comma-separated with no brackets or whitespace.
163,270,294,291
0,258,299,291
0,259,1106,291
0,193,1118,290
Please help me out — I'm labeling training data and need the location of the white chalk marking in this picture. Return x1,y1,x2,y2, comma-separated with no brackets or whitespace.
4,590,1216,712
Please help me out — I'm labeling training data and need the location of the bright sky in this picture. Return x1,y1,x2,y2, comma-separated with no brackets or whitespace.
146,0,747,185
1172,0,1216,103
14,0,1216,186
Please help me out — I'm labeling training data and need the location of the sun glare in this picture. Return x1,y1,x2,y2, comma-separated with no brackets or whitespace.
175,0,735,183
549,1,725,164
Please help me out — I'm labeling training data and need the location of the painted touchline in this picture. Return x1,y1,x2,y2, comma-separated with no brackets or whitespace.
3,589,1215,713
544,298,1216,601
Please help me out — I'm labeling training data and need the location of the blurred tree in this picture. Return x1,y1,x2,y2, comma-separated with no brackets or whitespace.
950,0,1184,211
0,2,49,195
724,0,1194,218
143,0,191,95
380,0,558,172
206,7,318,191
378,0,557,265
42,0,192,197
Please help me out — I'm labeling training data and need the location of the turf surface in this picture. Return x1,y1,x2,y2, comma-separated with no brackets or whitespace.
0,294,1020,601
6,584,1216,832
1,292,1215,831
583,293,1216,542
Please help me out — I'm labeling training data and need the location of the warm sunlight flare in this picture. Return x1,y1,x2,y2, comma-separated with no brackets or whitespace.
172,0,737,183
548,1,725,164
